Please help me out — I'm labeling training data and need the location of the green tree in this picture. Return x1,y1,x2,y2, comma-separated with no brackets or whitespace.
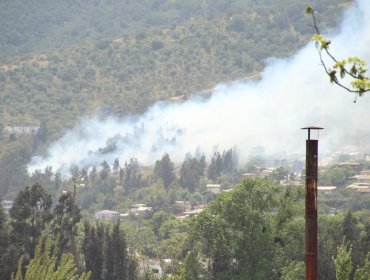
105,223,129,280
0,201,11,279
183,251,205,280
191,178,281,279
11,234,91,280
341,209,359,243
333,241,352,280
9,184,52,263
180,153,205,191
354,253,370,280
207,152,222,181
281,261,304,280
83,222,138,280
121,158,142,194
82,222,103,280
52,191,81,256
306,5,370,100
358,221,370,264
154,153,175,189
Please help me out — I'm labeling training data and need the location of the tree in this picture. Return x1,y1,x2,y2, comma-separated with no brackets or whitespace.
358,221,370,264
100,160,111,181
180,153,205,191
83,222,103,280
207,152,222,181
9,184,52,263
0,202,8,255
52,191,81,256
105,223,128,280
11,234,91,280
354,253,370,280
154,153,175,189
331,238,370,280
190,178,282,279
306,5,370,101
0,202,11,279
183,251,205,280
281,261,304,280
113,158,120,173
333,241,352,280
121,158,142,194
84,222,138,280
341,209,359,245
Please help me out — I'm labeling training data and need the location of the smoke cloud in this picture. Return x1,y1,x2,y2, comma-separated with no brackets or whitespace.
28,0,370,176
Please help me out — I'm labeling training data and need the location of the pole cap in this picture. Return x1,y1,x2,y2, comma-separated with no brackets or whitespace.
301,126,324,140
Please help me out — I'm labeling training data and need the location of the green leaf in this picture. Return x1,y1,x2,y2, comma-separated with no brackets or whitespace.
306,5,313,14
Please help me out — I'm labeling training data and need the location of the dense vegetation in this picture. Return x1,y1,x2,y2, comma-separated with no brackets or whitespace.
0,1,349,134
0,0,351,199
0,0,350,63
2,171,370,279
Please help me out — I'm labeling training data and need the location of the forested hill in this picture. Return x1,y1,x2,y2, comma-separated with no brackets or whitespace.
0,0,351,63
0,0,351,140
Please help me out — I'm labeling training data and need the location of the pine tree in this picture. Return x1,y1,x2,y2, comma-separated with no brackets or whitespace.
11,235,91,280
154,153,175,189
83,222,103,280
105,223,128,280
52,191,81,256
9,184,52,267
180,153,205,191
0,202,11,279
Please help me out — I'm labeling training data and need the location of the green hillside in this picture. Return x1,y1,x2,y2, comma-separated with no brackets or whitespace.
0,0,350,63
0,0,351,197
0,0,350,138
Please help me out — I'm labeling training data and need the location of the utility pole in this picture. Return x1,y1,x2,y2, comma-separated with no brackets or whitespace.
302,126,323,280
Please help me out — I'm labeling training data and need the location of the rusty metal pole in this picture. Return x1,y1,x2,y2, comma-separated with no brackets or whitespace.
302,126,323,280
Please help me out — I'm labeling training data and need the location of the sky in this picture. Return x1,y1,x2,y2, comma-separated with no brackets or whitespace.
28,0,370,176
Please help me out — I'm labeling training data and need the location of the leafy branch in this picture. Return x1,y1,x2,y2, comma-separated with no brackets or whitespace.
306,4,370,102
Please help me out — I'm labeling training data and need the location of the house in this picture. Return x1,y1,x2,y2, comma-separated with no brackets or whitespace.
140,259,164,278
206,184,221,194
356,189,370,194
5,126,39,135
318,186,337,194
95,210,120,222
1,200,13,214
346,174,370,190
348,174,370,184
337,162,362,172
241,173,258,179
129,204,152,214
176,208,204,219
280,179,302,186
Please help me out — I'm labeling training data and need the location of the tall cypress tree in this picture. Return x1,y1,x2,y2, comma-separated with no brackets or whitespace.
52,192,81,256
154,153,175,189
9,184,52,264
0,201,11,279
105,223,127,280
83,222,103,280
83,222,138,280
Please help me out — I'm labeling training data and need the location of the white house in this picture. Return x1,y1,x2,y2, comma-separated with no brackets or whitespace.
1,200,13,214
206,184,221,194
129,204,152,214
95,210,120,222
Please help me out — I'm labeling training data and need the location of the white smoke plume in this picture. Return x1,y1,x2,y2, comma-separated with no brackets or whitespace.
28,0,370,176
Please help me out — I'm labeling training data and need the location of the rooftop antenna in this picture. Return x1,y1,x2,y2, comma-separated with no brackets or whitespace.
301,126,323,280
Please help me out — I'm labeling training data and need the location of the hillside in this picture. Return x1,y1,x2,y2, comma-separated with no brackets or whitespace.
0,0,352,197
0,0,351,63
0,0,350,137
